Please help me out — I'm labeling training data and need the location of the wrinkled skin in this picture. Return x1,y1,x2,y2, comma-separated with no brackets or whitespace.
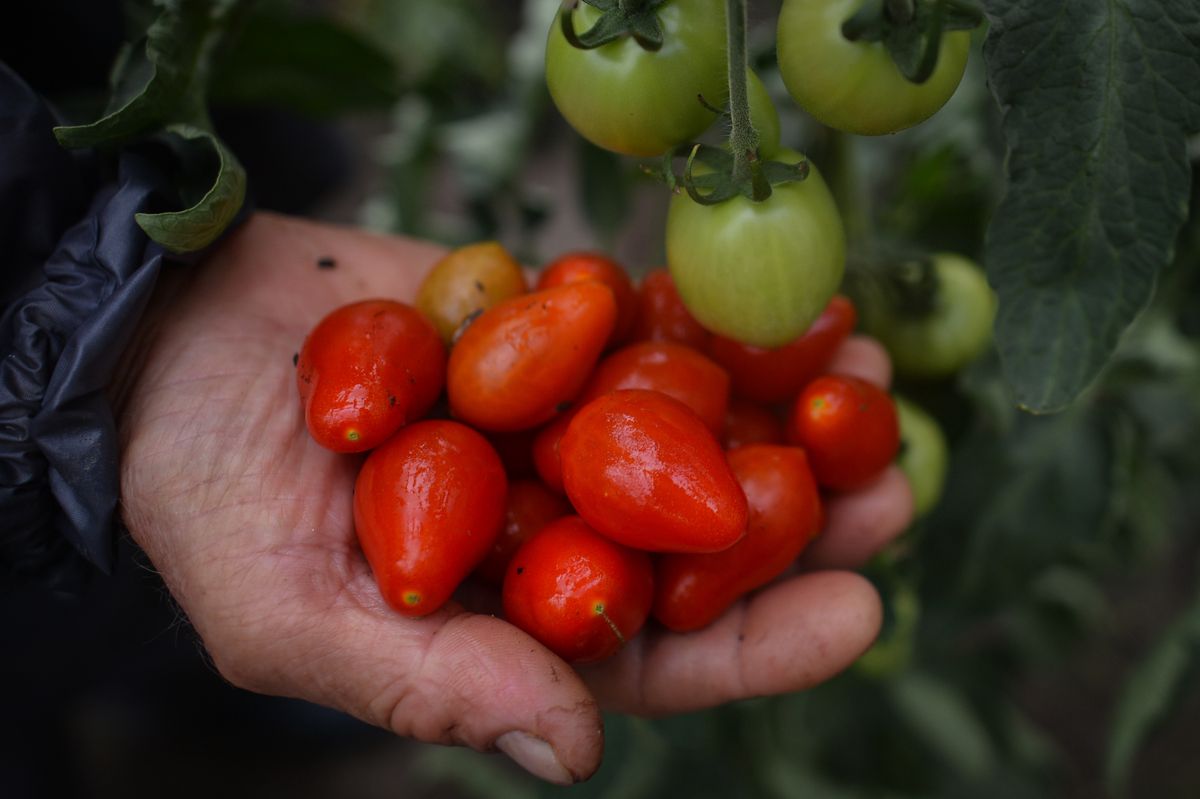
115,212,913,785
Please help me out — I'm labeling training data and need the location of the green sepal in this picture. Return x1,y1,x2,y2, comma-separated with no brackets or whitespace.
560,0,669,52
842,0,983,84
674,144,812,206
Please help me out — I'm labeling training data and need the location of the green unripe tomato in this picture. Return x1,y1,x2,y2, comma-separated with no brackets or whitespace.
665,151,846,348
894,396,947,517
867,253,996,379
545,0,728,157
776,0,971,136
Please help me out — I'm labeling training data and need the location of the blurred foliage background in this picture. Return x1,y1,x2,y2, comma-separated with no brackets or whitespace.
6,0,1199,797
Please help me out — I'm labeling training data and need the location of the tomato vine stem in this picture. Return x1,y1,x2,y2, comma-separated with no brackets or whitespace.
724,0,765,198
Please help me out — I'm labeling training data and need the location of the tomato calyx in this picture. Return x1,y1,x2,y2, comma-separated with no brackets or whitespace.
648,0,810,207
560,0,671,52
650,142,811,206
840,0,983,84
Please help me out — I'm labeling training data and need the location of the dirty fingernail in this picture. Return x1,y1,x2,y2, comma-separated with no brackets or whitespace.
496,731,573,785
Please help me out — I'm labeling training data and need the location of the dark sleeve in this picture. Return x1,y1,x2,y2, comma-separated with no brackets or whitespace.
0,62,203,587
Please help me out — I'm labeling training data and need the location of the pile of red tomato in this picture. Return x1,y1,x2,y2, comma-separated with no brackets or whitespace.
296,244,899,664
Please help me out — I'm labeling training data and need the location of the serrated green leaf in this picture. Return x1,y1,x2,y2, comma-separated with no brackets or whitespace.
981,0,1200,412
887,672,997,778
209,8,400,117
1106,584,1200,793
54,0,213,147
135,124,246,253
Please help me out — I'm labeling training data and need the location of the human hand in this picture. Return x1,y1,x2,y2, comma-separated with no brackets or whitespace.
116,212,913,784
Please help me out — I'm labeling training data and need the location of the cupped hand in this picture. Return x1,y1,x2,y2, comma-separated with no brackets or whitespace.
116,212,913,785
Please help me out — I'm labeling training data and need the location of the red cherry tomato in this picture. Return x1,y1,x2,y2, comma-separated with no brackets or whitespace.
503,516,654,663
537,252,638,346
560,389,748,553
354,420,507,617
707,295,856,404
721,400,785,450
575,340,731,434
475,479,573,587
630,268,711,350
296,299,445,453
654,444,823,632
486,429,540,480
787,375,900,490
531,409,577,494
447,282,617,431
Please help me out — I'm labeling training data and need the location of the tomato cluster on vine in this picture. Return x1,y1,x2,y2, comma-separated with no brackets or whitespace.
543,0,980,357
295,243,904,664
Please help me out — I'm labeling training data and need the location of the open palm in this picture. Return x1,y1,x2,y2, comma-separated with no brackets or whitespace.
117,212,913,784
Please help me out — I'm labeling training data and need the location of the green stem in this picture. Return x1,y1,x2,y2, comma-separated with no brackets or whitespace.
724,0,758,185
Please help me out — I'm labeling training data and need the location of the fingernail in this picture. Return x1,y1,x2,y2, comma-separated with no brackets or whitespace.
495,731,573,785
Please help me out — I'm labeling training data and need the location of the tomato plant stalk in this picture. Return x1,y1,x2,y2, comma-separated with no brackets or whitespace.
724,0,770,200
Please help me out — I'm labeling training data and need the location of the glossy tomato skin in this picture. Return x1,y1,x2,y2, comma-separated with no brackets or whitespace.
666,153,845,348
721,400,785,450
297,299,445,453
475,479,573,587
561,389,748,553
863,253,996,379
503,516,654,663
447,282,617,432
531,410,576,494
545,0,727,157
537,252,638,347
416,241,528,344
708,295,857,404
630,268,711,351
787,375,900,490
777,0,970,135
654,445,823,632
354,420,507,617
576,340,731,434
894,396,948,516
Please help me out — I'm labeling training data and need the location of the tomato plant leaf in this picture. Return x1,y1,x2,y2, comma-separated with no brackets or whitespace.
887,671,997,778
53,0,213,148
209,6,400,118
134,124,246,253
981,0,1200,412
1105,584,1200,793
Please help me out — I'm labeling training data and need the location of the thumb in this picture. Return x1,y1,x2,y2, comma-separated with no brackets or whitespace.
197,571,602,785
